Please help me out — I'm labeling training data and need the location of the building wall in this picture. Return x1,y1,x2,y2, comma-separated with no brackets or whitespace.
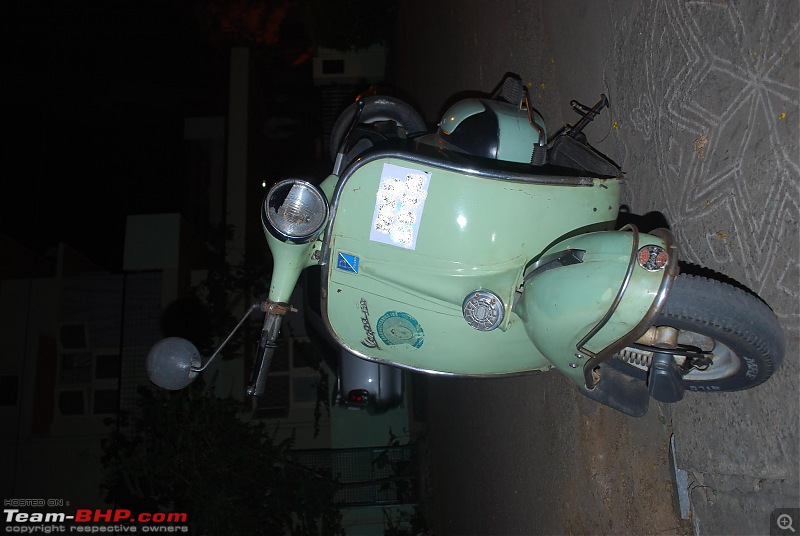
0,277,58,499
0,270,164,507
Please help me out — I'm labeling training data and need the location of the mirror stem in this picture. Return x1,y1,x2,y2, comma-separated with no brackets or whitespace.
191,302,263,373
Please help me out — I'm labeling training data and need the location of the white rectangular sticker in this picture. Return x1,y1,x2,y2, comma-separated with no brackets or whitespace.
370,163,431,250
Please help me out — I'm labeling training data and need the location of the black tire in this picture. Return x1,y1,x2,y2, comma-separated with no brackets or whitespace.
611,273,785,392
329,95,427,163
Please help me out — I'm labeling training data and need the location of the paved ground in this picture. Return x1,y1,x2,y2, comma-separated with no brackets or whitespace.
411,372,691,535
392,1,800,535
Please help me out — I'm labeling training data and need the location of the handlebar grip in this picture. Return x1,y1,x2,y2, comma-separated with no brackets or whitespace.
246,342,275,397
245,311,283,397
568,95,609,138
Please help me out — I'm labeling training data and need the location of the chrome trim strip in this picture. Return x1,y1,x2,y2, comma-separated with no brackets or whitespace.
321,331,546,378
340,147,597,188
577,224,639,360
582,227,679,389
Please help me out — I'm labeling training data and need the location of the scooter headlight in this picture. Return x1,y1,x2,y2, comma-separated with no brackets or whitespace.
262,179,328,244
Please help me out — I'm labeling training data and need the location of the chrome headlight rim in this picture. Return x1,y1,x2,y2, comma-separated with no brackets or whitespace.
262,179,329,244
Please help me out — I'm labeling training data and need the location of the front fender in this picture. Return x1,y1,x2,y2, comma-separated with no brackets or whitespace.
514,227,677,388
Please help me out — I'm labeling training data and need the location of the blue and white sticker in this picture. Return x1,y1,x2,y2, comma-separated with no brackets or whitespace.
376,311,424,349
370,163,431,250
336,252,359,273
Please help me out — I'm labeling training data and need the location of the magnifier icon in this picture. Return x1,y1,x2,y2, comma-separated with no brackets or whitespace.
778,513,795,533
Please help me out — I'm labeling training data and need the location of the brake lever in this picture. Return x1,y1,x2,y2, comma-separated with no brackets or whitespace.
567,94,609,139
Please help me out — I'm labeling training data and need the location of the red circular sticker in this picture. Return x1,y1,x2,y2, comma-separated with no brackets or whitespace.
637,245,668,271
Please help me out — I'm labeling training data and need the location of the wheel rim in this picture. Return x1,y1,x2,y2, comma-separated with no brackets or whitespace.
617,332,742,382
680,340,740,381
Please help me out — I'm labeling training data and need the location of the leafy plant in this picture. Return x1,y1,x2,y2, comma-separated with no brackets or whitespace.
376,429,429,535
101,385,344,535
384,506,429,536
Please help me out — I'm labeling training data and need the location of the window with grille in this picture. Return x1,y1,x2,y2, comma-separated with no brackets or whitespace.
253,338,290,419
56,323,120,417
252,336,322,419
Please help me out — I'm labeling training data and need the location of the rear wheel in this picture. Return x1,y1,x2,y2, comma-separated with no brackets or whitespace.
611,274,784,392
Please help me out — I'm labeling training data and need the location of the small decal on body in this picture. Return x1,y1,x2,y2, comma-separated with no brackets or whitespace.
637,245,668,271
376,311,424,349
370,163,431,250
359,298,380,349
337,252,359,273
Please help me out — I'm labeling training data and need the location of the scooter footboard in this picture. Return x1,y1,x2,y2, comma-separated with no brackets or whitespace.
515,226,677,388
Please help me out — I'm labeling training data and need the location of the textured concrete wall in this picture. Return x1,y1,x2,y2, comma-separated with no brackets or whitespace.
392,0,799,533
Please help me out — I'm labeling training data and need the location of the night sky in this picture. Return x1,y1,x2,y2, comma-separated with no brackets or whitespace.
5,1,232,271
5,1,392,272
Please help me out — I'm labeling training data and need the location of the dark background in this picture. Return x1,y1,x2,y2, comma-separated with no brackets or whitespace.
4,0,394,271
6,2,219,270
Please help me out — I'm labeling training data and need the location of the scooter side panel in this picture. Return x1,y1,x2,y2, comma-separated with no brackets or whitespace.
326,281,545,375
323,154,622,375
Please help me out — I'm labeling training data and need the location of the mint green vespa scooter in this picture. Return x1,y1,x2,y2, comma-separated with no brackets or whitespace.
147,75,784,416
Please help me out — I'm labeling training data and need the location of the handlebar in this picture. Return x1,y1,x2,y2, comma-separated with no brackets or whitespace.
567,95,609,139
245,311,283,397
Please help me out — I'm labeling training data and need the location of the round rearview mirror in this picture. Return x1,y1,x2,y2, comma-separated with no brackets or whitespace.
146,337,201,390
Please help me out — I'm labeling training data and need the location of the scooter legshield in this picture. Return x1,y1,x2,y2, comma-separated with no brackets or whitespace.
320,151,625,376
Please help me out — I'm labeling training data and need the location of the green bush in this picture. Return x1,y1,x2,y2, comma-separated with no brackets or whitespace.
101,386,343,535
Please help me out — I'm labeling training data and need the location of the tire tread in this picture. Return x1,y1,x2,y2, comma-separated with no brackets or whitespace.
655,273,785,391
